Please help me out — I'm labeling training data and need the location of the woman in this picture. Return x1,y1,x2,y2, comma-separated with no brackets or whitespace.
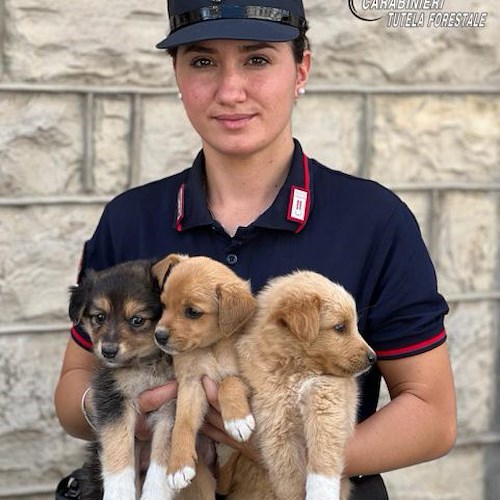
54,0,456,498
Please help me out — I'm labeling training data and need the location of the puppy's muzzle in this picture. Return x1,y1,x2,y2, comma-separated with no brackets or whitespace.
101,343,119,359
154,328,170,347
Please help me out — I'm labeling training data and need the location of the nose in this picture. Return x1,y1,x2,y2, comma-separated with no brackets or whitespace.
101,343,119,359
155,328,170,347
215,66,246,105
367,350,377,366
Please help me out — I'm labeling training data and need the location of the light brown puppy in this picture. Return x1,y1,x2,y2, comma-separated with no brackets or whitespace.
228,270,376,500
152,254,257,492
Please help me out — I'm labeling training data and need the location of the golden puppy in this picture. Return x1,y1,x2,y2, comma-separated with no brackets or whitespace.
230,270,377,500
152,254,257,492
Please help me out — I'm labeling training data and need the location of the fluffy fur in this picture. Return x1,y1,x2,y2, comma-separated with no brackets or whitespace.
222,270,377,500
152,254,257,492
69,260,214,500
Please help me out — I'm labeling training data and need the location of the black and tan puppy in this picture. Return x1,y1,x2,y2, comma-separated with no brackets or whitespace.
69,260,214,500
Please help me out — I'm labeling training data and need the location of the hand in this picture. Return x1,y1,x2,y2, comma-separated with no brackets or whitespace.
136,381,178,441
201,377,261,463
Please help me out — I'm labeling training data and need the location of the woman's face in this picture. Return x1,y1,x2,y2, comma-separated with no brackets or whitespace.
174,39,310,159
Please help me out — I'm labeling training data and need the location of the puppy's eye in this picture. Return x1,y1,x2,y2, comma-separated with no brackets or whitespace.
130,315,146,327
92,313,106,325
334,323,346,333
184,307,203,320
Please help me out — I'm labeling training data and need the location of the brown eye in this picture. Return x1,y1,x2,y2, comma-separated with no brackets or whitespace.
334,323,346,333
185,307,203,320
130,315,145,327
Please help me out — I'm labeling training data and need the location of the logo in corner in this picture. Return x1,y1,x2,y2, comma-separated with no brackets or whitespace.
348,0,383,22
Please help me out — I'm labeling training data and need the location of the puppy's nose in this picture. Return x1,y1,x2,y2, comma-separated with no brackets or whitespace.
155,328,170,346
101,343,119,359
367,350,377,366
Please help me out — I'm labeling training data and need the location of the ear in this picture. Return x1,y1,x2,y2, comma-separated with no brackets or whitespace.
68,272,95,323
295,49,311,97
273,293,321,344
217,282,257,336
152,253,187,289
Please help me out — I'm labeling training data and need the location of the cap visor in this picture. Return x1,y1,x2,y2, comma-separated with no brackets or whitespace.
156,18,299,49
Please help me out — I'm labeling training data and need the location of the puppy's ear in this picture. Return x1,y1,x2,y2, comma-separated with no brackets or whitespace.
68,272,95,323
152,253,187,289
274,294,322,344
217,282,256,336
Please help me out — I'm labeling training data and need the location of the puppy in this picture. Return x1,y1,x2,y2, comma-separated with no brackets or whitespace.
69,260,214,500
152,254,257,492
230,270,377,500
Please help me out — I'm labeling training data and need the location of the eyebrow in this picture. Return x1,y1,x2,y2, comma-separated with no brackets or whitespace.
181,42,278,55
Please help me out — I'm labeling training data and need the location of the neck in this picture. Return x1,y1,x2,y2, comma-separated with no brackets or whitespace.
203,138,295,236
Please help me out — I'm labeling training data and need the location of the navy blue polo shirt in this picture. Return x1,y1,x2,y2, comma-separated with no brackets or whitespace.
72,139,448,422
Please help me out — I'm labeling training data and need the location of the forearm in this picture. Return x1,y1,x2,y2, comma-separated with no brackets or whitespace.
344,345,457,477
54,339,97,440
344,391,456,477
54,367,95,440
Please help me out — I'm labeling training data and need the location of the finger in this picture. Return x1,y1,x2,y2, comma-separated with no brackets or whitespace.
205,405,225,431
138,381,178,413
202,376,220,412
200,421,238,449
200,422,260,463
135,413,151,441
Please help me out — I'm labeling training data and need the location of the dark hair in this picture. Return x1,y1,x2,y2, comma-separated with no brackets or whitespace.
166,29,310,63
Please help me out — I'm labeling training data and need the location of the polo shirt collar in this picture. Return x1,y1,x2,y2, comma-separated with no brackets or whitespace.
174,139,313,234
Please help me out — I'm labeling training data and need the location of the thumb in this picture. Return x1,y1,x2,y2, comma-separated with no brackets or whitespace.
202,376,220,412
138,380,178,413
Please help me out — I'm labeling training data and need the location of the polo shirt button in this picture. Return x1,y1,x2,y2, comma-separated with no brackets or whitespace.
226,254,238,265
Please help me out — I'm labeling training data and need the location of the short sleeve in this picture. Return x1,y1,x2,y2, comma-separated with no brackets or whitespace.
364,202,449,360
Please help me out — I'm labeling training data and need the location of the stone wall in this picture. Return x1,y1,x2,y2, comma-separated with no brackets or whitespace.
0,0,499,498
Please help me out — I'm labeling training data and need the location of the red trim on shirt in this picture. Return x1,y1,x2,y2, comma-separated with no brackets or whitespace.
71,325,93,350
176,183,185,232
375,329,446,358
292,154,311,234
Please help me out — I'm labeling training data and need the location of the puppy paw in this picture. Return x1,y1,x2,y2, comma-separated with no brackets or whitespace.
102,467,136,500
306,473,340,500
167,466,196,490
141,462,176,500
224,414,255,442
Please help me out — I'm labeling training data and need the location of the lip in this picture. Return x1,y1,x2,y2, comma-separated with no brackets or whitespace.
213,113,256,129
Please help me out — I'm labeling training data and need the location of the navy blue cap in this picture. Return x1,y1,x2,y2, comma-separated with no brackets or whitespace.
156,0,307,49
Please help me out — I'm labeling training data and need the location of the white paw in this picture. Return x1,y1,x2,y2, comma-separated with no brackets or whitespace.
167,465,196,490
141,462,176,500
306,473,340,500
103,467,136,500
224,414,255,442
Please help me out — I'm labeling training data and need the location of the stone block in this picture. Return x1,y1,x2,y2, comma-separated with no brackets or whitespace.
0,204,104,324
93,95,131,195
371,95,500,183
140,95,201,185
446,301,496,436
0,92,83,196
0,332,86,491
4,0,174,85
384,445,484,500
435,193,497,294
306,0,500,86
292,93,363,175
